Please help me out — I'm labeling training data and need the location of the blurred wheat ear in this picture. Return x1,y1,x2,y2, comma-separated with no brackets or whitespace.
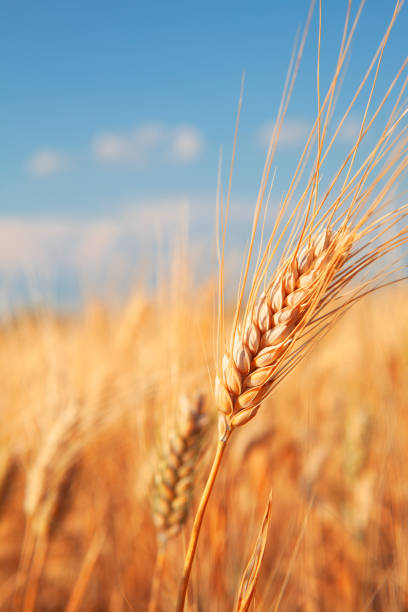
18,405,82,612
151,393,209,541
149,393,209,612
19,391,110,612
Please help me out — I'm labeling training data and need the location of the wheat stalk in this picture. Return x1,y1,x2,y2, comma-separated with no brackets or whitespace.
176,0,408,608
175,227,355,610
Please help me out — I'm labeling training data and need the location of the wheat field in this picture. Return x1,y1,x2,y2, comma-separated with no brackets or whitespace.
0,284,408,611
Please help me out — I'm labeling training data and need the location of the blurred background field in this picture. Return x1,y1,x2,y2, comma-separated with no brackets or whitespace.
1,280,408,611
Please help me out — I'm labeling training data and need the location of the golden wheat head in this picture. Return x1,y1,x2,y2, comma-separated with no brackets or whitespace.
216,225,356,434
152,393,208,542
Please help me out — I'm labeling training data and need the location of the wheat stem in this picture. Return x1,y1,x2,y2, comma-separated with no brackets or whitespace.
175,432,231,612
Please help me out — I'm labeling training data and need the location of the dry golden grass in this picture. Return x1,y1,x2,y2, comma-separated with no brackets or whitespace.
0,286,408,610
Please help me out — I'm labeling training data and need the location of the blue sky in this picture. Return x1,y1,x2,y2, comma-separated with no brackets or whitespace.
0,1,407,305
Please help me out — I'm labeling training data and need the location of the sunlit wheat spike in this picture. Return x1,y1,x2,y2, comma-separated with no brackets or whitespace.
217,226,354,432
235,493,272,612
152,393,208,542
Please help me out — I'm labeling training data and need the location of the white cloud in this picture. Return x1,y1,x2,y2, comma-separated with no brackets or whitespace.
170,127,202,162
258,118,311,149
0,195,272,314
27,150,68,177
92,134,128,162
93,123,203,167
0,195,259,284
0,199,195,277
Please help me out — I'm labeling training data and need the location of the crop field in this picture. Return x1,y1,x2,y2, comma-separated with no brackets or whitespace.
0,287,408,611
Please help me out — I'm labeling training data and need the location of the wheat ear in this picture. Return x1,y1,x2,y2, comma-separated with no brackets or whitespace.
149,393,208,612
19,405,81,612
152,393,208,541
216,226,352,436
